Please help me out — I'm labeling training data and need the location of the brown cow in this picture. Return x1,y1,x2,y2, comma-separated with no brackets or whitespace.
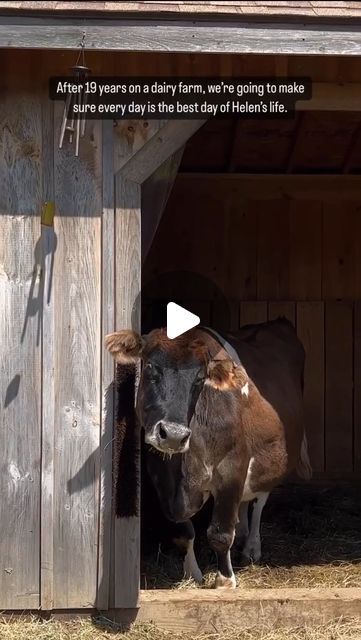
106,318,311,588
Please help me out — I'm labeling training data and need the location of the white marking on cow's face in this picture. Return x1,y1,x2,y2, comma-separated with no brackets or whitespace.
241,381,249,397
242,457,257,502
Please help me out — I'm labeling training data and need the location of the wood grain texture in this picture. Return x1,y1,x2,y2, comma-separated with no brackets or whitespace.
297,302,325,473
40,93,56,610
138,588,361,633
325,302,353,473
2,18,361,56
120,120,207,185
0,93,41,608
53,102,102,608
3,2,361,18
114,175,141,608
97,119,115,611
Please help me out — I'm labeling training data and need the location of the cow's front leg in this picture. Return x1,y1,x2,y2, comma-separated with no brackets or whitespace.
171,520,203,584
207,483,241,589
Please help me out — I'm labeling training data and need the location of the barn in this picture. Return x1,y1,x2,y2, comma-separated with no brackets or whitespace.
1,0,361,632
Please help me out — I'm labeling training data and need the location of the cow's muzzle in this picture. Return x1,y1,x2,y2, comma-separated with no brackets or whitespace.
145,421,191,454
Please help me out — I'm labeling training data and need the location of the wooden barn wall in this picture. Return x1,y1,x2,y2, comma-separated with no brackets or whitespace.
144,175,361,478
0,81,105,608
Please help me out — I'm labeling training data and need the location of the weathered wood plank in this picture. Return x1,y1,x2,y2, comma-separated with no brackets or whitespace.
1,18,361,56
141,147,184,262
325,302,353,473
137,588,361,633
297,302,325,473
97,119,115,611
53,103,102,608
119,120,207,184
0,93,41,609
40,93,56,610
114,175,141,609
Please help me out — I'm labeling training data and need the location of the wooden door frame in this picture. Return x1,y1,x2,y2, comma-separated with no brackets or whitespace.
100,118,207,611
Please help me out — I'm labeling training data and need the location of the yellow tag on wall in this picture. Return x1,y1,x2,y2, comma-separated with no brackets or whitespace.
41,201,55,227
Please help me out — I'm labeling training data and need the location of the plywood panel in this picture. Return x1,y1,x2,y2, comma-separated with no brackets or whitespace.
289,201,322,300
257,201,290,300
297,302,325,473
0,93,41,608
268,301,295,325
53,105,102,608
325,302,353,473
240,301,267,327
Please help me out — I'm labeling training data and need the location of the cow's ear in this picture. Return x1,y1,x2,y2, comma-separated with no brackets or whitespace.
104,330,144,364
206,359,249,394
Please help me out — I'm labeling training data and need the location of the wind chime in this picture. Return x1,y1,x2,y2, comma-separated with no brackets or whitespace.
59,33,90,157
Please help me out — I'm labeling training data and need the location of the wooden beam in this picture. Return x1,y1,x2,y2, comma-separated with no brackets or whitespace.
40,93,55,611
298,83,361,111
137,588,361,633
97,119,115,611
141,147,184,262
118,120,206,184
177,174,361,201
1,16,361,55
113,175,141,609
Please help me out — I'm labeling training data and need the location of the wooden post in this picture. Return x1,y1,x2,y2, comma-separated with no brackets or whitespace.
111,118,206,610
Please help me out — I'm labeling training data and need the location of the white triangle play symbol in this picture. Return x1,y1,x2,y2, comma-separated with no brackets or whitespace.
167,302,200,339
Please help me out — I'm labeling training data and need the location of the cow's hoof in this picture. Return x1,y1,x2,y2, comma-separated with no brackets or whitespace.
242,536,262,563
183,558,203,584
215,571,236,589
184,565,203,584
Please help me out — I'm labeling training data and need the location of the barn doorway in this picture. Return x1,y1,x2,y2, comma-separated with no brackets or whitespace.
139,107,361,591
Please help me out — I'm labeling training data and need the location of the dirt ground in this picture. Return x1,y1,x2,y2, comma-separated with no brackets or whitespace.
141,483,361,589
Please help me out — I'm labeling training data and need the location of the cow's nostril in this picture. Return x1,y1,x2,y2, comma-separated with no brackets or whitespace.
159,424,167,440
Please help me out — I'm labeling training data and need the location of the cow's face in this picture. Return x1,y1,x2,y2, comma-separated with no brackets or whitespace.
105,328,248,455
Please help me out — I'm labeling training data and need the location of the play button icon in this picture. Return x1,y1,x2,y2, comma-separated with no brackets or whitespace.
167,302,200,339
